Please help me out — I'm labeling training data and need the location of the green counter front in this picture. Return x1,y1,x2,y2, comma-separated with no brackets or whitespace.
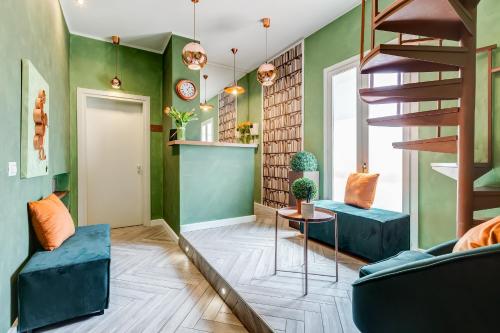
164,140,258,234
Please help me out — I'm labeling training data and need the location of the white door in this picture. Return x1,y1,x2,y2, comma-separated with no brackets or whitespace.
84,97,144,228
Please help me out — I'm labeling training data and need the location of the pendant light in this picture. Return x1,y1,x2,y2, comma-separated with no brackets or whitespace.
182,0,208,70
110,35,122,89
224,48,245,95
257,18,277,86
200,74,214,111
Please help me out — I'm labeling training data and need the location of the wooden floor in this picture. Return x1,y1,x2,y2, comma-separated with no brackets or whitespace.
182,212,364,333
33,225,247,333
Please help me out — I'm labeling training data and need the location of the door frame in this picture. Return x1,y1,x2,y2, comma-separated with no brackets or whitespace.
77,88,151,227
322,55,420,248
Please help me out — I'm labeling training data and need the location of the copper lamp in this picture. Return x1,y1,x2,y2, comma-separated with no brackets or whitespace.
200,74,214,111
257,18,277,86
110,35,122,89
182,0,207,70
224,48,245,95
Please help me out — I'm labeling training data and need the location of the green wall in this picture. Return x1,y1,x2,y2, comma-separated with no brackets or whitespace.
418,0,500,247
162,35,201,232
0,0,70,331
69,35,164,221
179,145,255,226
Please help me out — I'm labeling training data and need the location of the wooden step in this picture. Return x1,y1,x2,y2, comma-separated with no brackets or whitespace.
361,45,468,74
359,78,462,104
374,0,476,41
473,186,500,211
392,135,457,153
367,108,459,127
431,162,491,180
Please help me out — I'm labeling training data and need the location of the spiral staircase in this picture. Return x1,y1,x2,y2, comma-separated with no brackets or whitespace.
359,0,500,236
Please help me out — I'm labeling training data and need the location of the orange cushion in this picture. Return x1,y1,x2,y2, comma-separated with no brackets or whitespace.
28,194,75,251
344,172,380,209
453,216,500,252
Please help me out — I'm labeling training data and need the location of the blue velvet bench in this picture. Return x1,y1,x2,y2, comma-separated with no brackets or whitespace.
18,224,111,332
303,200,410,262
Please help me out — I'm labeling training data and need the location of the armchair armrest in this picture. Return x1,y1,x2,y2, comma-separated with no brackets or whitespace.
352,244,500,333
425,239,457,256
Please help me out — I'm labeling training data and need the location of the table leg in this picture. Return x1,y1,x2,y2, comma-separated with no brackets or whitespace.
304,220,308,296
274,210,278,275
334,217,338,282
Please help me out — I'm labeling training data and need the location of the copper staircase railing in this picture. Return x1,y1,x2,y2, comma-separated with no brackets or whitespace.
358,0,498,236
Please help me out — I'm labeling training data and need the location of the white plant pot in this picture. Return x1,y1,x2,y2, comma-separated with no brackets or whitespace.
301,202,315,219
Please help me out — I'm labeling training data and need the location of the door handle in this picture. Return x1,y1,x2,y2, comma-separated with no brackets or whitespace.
137,165,143,175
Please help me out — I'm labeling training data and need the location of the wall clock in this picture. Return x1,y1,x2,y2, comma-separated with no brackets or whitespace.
176,79,198,101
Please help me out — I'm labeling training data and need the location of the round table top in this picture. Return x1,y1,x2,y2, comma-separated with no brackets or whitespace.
277,207,336,222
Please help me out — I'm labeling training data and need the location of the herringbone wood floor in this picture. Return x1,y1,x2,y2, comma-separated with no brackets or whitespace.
183,211,364,333
33,225,247,333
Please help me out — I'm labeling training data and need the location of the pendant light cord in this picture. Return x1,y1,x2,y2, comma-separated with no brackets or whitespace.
115,43,118,76
233,53,236,84
204,77,207,103
193,1,196,42
265,27,268,63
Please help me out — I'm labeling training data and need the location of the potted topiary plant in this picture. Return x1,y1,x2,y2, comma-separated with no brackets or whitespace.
289,151,319,207
291,177,318,215
164,106,198,141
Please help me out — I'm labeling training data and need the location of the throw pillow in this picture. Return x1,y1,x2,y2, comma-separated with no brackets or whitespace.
28,194,75,251
453,216,500,252
344,172,380,209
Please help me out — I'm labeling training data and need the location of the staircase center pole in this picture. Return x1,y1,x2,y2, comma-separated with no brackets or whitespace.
457,6,477,237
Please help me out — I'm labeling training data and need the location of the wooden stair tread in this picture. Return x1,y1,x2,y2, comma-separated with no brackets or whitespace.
359,78,462,104
367,108,459,127
473,186,500,211
392,135,457,153
431,162,491,180
361,44,468,74
374,0,475,41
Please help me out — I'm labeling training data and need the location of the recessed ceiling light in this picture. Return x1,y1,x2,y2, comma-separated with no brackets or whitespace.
76,0,85,6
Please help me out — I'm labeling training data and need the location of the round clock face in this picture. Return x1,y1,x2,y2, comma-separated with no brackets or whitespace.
176,80,198,101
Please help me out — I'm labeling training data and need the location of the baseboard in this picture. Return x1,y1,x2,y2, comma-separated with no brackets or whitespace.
151,219,179,242
180,215,256,233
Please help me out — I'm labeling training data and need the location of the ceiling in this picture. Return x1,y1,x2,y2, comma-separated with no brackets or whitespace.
60,0,360,99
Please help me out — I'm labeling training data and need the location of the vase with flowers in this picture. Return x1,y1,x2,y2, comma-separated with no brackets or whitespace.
236,121,254,144
164,106,198,141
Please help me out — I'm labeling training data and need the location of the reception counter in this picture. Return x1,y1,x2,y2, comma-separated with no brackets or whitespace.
164,140,258,234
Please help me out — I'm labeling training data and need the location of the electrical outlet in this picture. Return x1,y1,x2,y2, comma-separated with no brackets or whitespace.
8,162,17,177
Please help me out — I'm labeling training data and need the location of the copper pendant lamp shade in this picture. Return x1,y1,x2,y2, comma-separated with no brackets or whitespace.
257,18,277,86
182,0,207,70
200,74,214,111
224,48,245,95
110,35,122,89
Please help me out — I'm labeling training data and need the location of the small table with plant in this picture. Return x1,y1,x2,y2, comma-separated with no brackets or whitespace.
274,207,338,296
275,176,338,296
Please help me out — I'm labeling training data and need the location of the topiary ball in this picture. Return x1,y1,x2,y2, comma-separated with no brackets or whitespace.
291,177,318,201
290,151,318,172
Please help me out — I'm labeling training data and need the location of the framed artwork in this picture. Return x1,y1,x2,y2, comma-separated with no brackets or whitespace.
21,59,49,178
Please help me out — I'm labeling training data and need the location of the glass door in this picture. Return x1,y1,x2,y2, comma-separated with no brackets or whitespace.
325,58,408,213
367,73,404,212
331,66,359,202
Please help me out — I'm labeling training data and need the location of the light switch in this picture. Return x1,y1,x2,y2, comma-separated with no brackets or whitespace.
8,162,17,177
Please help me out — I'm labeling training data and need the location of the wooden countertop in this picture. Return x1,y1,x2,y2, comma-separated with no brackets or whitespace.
167,140,258,148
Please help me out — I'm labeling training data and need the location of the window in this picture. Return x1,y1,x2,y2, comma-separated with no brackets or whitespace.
201,118,214,142
324,56,413,213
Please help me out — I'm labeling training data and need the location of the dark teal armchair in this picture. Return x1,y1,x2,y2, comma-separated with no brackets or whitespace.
352,240,500,333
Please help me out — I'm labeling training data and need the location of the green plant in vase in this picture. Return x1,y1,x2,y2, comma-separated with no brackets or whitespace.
290,151,318,172
236,121,254,144
164,106,198,141
291,177,318,215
